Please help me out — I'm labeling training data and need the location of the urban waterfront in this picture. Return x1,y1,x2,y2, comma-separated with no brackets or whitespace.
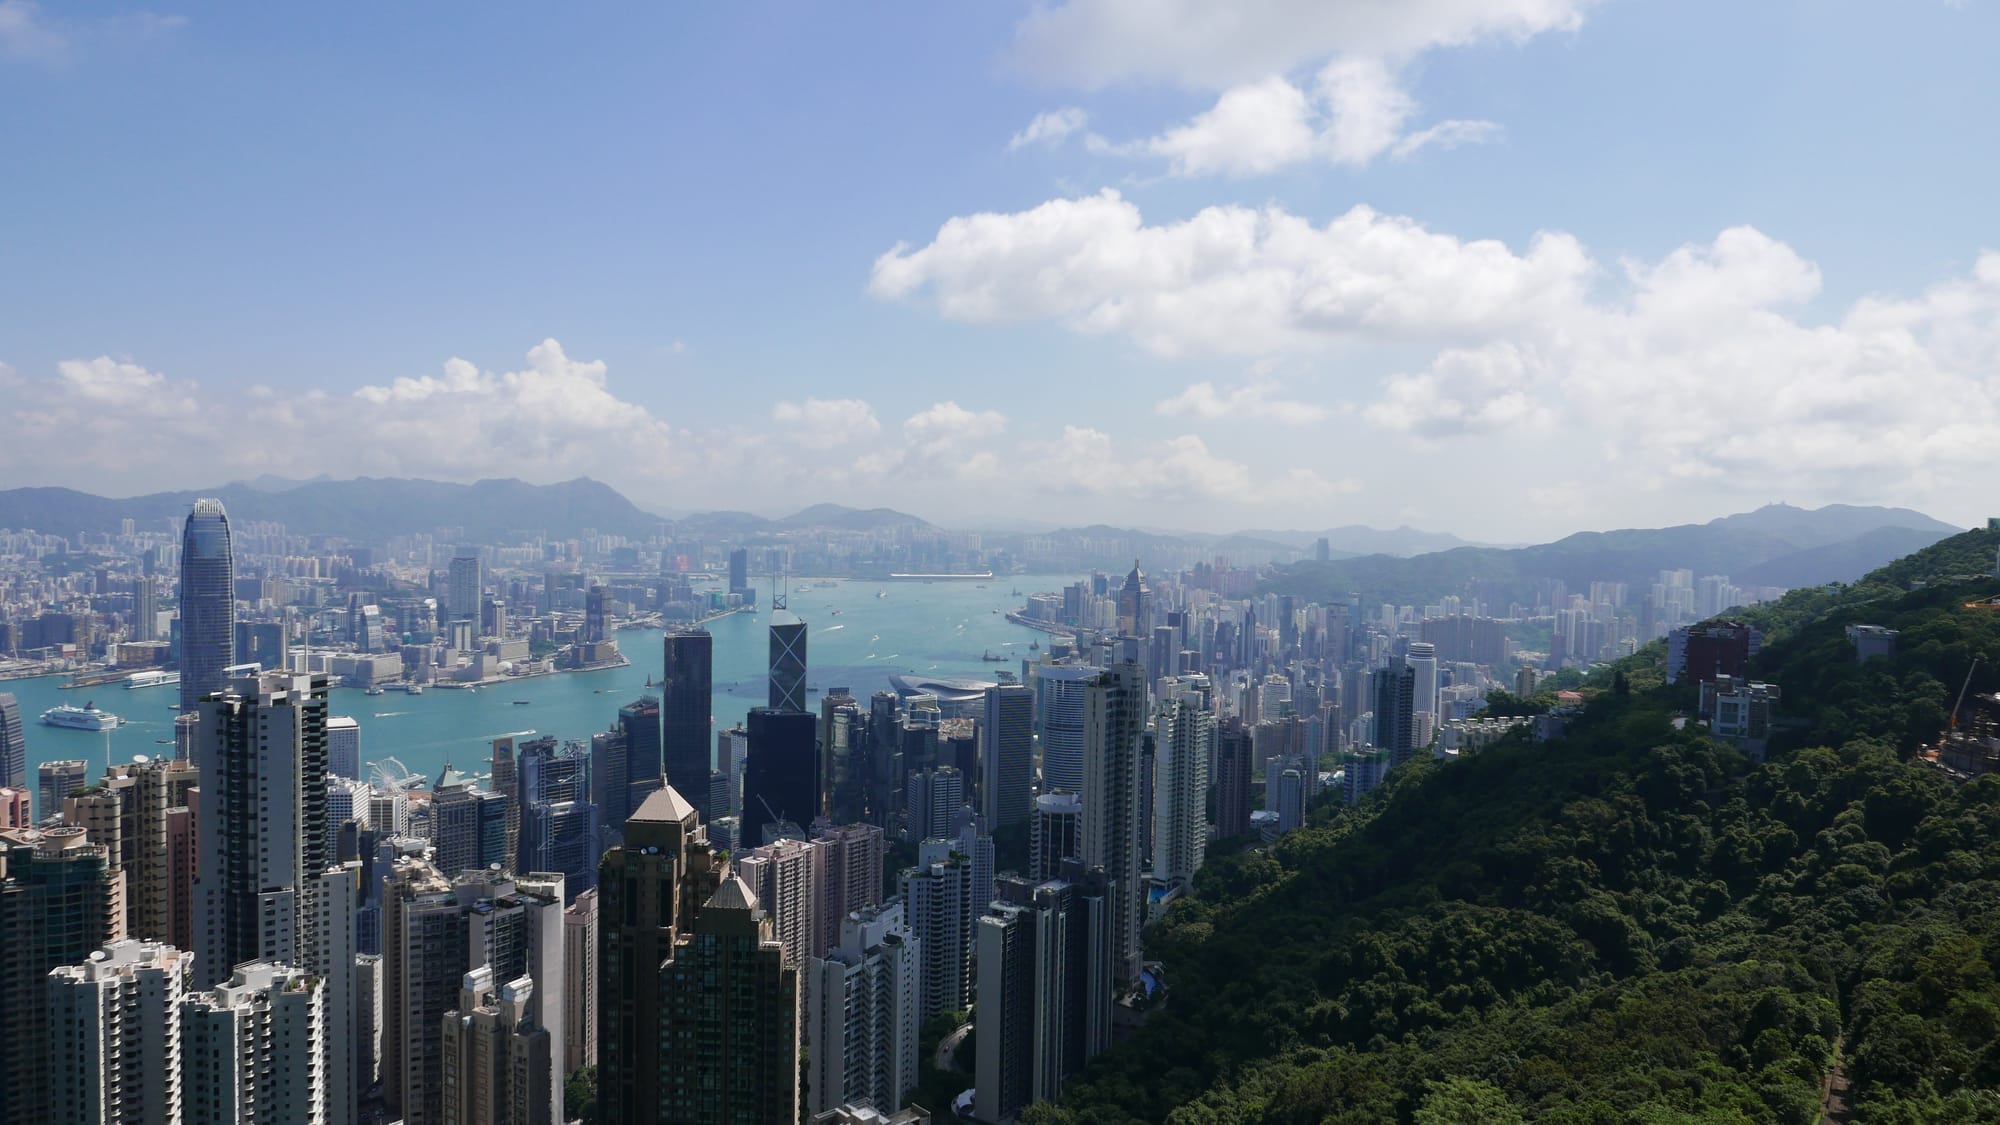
10,575,1079,786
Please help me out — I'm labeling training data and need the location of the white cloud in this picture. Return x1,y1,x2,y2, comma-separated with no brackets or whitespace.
0,1,65,62
1157,380,1328,425
854,401,1011,482
1009,107,1090,151
772,397,881,449
871,189,1591,356
1005,0,1587,173
877,193,2000,508
1032,426,1345,505
0,2,185,64
1009,0,1594,89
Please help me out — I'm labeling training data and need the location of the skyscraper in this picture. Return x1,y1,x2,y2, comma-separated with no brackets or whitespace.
440,966,553,1125
448,553,483,629
1116,560,1148,637
327,714,361,780
1031,792,1083,883
659,874,802,1125
769,609,808,713
181,961,325,1125
805,901,920,1116
133,576,158,642
191,670,329,988
0,828,120,1125
1373,654,1417,765
728,547,749,598
1082,663,1145,983
662,629,715,822
900,841,973,1023
0,692,23,793
1151,695,1212,891
742,707,819,848
1036,665,1096,795
563,888,599,1074
1214,719,1253,840
618,695,664,818
597,786,722,1125
178,498,235,713
47,938,190,1125
981,683,1034,831
39,758,88,825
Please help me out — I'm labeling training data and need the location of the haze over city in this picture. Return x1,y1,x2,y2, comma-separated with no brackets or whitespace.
6,1,2000,538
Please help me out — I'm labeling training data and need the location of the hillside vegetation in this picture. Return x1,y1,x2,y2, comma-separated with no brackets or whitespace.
1031,528,2000,1123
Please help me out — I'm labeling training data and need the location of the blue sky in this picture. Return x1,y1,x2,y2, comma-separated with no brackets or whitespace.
4,1,1998,538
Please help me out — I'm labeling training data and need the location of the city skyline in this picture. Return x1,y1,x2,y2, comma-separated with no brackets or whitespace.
5,3,2000,538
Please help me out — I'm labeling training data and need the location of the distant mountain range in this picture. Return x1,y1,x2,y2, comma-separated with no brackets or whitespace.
1266,503,1965,607
0,480,1962,598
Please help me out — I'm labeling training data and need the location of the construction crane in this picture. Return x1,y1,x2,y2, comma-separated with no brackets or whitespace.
1950,659,1982,733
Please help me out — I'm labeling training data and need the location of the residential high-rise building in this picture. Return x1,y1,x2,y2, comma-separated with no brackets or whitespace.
907,766,965,843
813,821,886,937
974,867,1114,1124
0,692,23,793
0,787,28,829
327,715,361,780
770,609,809,713
805,901,920,1117
662,629,715,822
562,888,599,1074
178,498,235,713
900,841,973,1023
439,965,553,1125
1213,720,1253,840
181,961,324,1125
191,670,330,988
1407,640,1439,724
659,874,801,1125
742,707,819,848
737,836,826,966
48,939,190,1125
1151,696,1212,891
1081,663,1146,983
95,755,199,945
382,858,463,1125
596,786,722,1125
133,577,159,642
0,829,119,1125
39,758,88,826
980,684,1034,831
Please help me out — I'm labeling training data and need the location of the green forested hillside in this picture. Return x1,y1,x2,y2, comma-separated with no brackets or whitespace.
1028,529,2000,1124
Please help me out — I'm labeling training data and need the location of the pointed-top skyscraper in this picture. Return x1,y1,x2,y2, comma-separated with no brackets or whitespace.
1117,559,1148,638
179,498,235,712
769,609,807,714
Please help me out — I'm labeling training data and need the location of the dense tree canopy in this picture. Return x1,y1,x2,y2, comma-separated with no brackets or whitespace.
1027,529,2000,1122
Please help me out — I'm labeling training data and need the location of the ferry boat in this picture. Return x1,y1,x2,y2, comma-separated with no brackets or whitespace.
126,669,180,690
513,700,531,706
365,686,386,696
43,702,123,731
403,683,424,696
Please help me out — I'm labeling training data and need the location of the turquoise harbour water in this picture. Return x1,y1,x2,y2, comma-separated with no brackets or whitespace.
8,575,1078,791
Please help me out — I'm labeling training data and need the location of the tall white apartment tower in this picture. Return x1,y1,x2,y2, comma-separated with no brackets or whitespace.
47,940,191,1125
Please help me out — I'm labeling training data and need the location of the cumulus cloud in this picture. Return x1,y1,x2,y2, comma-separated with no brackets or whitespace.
871,189,1590,356
854,401,1011,482
772,397,881,449
0,2,185,64
0,1,65,61
1009,107,1090,151
1032,426,1347,505
1157,381,1329,425
1004,0,1588,173
876,194,2000,505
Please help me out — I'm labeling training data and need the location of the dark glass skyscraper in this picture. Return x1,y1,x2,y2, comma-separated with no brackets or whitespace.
178,498,235,712
1373,654,1417,765
618,696,663,819
768,610,807,713
662,629,714,821
741,708,817,848
0,692,23,792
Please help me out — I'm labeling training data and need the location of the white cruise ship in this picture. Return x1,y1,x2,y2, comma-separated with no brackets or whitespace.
125,669,181,690
42,702,124,731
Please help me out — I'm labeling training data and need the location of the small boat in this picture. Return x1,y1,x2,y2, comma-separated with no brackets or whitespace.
365,686,385,697
513,700,531,706
981,651,1005,662
154,738,172,745
405,684,424,696
1030,640,1040,650
645,674,654,687
876,590,887,598
126,669,180,690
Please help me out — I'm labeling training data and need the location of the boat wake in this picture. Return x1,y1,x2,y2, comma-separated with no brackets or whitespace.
373,711,406,718
818,624,846,635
